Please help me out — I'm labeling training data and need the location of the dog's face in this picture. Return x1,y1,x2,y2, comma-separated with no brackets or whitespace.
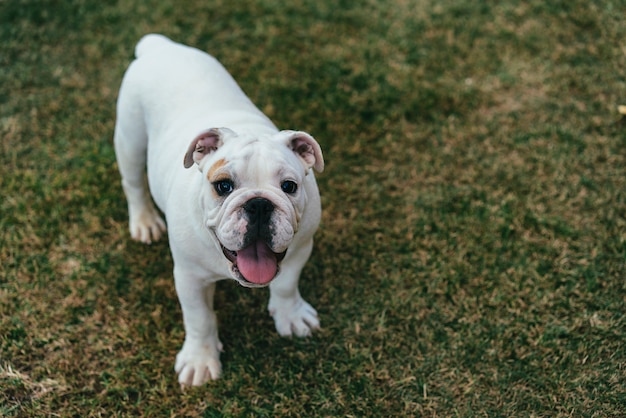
184,128,324,287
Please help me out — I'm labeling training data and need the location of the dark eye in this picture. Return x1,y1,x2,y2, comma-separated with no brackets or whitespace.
213,179,234,196
281,180,298,194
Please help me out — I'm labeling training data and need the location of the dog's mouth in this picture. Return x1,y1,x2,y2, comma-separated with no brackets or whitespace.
221,241,287,286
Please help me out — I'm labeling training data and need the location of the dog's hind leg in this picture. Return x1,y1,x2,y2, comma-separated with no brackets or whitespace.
114,76,166,244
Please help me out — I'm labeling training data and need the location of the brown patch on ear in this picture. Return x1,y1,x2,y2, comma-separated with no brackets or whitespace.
184,129,224,168
207,158,228,181
288,132,324,172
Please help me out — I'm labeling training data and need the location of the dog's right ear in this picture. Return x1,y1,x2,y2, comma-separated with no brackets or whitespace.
184,128,231,168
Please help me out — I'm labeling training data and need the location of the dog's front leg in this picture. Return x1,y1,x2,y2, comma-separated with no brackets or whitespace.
174,275,223,386
268,239,320,337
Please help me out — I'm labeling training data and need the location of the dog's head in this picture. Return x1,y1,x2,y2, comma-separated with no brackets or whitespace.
183,128,324,287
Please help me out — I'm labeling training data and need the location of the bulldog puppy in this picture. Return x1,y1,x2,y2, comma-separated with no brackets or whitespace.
114,34,324,386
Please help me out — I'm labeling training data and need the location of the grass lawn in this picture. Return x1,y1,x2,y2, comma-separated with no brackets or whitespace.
1,0,625,416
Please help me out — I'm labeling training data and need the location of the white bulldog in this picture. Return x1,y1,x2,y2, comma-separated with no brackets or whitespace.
113,34,324,386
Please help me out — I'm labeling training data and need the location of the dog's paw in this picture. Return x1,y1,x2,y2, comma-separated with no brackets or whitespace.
175,339,223,387
129,205,166,244
269,297,320,337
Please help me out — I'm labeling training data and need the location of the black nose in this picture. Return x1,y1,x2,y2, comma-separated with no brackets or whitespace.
244,197,274,226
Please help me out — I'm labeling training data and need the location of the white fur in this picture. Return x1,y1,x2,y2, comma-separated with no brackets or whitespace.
114,34,323,386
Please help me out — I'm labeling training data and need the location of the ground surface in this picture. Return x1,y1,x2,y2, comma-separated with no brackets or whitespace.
1,0,625,416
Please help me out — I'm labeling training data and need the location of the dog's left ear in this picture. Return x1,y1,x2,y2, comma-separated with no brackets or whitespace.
284,131,324,173
184,128,233,168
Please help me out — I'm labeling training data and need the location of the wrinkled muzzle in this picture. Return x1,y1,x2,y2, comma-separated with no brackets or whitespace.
219,197,291,286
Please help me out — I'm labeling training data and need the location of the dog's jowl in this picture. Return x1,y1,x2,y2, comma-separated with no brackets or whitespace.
114,34,324,386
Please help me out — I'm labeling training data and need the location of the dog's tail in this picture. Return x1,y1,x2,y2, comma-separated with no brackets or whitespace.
135,34,174,58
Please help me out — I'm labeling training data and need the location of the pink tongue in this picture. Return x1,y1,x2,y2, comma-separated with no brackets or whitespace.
237,241,278,285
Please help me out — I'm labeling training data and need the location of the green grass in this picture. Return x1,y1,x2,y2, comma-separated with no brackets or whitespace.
1,0,625,416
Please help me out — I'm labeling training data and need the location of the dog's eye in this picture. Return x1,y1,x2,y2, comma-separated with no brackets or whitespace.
281,180,298,194
213,179,234,196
